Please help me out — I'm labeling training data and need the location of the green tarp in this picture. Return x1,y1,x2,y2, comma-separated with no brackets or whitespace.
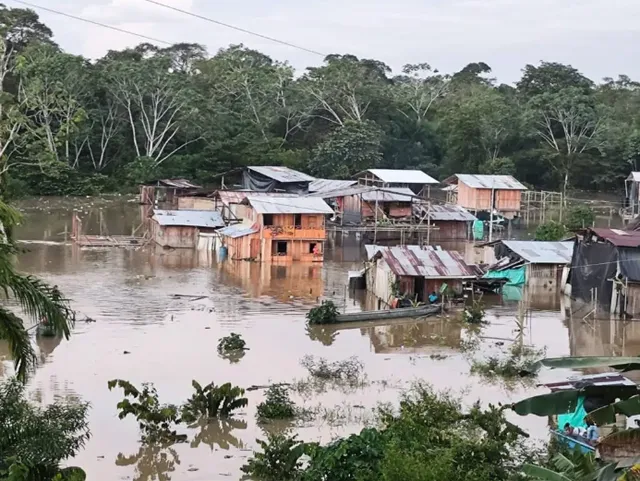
483,266,526,287
472,220,484,241
558,396,588,430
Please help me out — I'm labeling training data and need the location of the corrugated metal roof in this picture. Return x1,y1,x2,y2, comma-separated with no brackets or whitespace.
246,195,334,215
309,179,358,194
445,174,527,190
361,187,414,202
628,172,640,182
247,166,315,183
218,224,258,238
501,240,574,264
427,204,477,222
362,169,439,185
543,373,636,391
589,228,640,248
215,190,297,205
153,210,225,228
370,245,478,279
307,185,375,199
147,178,201,189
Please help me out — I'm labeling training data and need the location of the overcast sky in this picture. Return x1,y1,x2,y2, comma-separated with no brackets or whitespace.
22,0,640,84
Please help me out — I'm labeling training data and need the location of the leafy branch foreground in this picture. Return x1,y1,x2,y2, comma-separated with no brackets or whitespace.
243,383,538,481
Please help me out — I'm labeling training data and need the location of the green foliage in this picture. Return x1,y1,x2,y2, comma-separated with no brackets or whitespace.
300,355,365,385
565,205,595,231
256,385,297,421
217,333,247,354
462,299,486,324
0,200,74,381
107,379,186,444
535,221,568,241
0,378,90,480
180,380,247,422
241,433,309,481
306,301,339,325
471,343,545,381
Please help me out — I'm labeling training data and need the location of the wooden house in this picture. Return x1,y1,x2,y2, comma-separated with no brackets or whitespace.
218,195,334,263
355,169,439,195
139,178,201,205
416,204,477,241
242,166,315,194
211,190,297,223
443,174,527,218
150,210,225,249
177,193,216,211
364,245,480,306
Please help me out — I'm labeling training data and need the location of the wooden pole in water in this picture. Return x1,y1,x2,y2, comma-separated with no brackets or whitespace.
489,185,495,242
374,192,379,244
426,200,431,246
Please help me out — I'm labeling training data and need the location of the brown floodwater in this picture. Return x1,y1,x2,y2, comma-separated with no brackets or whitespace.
2,197,637,481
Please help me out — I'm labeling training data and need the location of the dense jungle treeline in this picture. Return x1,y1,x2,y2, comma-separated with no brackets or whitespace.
0,5,638,198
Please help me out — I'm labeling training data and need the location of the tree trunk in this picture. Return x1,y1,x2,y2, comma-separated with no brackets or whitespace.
563,171,569,208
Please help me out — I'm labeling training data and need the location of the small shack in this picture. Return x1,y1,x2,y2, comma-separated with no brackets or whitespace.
415,204,477,241
242,166,315,194
571,228,640,317
139,179,202,205
364,245,480,306
212,190,297,222
309,178,358,195
484,240,574,289
219,196,334,263
443,174,527,218
355,169,439,195
150,210,225,249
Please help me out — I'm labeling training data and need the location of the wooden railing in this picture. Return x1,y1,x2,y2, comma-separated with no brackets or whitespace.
262,226,325,239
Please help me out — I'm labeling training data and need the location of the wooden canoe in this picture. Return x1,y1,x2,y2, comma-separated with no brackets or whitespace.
335,304,442,323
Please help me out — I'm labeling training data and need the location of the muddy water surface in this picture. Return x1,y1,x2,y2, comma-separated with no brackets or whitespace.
3,197,637,481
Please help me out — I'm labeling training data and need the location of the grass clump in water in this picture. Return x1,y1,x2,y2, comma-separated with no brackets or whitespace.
471,344,544,381
300,355,365,384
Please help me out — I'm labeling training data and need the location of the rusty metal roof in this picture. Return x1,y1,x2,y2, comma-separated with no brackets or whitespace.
214,190,297,204
218,224,259,238
361,187,414,202
589,228,640,247
247,166,315,183
427,204,477,222
502,240,574,264
360,169,439,185
370,245,478,279
246,195,334,215
147,178,202,189
153,210,225,228
309,179,358,194
444,174,527,190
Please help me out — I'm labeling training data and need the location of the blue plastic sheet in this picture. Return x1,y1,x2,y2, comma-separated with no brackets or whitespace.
473,220,484,241
483,266,526,286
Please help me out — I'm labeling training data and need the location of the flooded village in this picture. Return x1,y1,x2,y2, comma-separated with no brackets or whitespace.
5,165,640,480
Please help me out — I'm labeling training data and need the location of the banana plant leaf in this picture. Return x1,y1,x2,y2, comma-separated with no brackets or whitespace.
590,397,640,427
521,464,572,481
534,357,640,372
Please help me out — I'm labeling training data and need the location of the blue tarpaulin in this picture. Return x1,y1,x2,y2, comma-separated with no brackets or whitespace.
483,266,526,286
472,220,484,241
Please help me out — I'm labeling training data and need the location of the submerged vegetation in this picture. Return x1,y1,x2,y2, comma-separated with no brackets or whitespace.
217,333,247,354
256,385,297,422
180,381,247,423
461,299,486,324
471,343,545,382
306,301,339,325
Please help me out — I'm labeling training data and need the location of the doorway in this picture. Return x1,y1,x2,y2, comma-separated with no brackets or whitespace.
414,277,425,302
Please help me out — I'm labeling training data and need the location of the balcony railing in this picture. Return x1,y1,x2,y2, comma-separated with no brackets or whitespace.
262,225,325,239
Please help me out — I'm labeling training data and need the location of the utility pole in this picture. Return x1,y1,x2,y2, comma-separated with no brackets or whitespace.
374,190,379,244
489,183,495,242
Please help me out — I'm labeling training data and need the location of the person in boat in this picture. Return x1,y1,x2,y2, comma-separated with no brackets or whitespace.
584,417,600,446
563,423,578,438
428,291,438,304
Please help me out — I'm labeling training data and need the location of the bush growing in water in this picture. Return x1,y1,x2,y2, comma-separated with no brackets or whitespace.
107,379,186,444
217,333,247,354
300,355,365,384
256,385,297,421
306,300,339,325
461,299,486,324
240,433,309,481
181,381,248,423
471,343,545,381
565,205,595,231
535,220,567,241
0,378,90,480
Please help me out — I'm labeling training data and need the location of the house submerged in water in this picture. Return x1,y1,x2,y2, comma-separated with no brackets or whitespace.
363,245,481,306
150,210,225,249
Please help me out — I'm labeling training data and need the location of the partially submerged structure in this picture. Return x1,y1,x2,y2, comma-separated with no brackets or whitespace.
177,193,216,211
219,195,333,262
355,169,439,195
364,245,480,306
242,166,315,194
443,174,527,218
571,228,640,316
150,210,225,249
416,204,477,241
139,179,202,205
623,172,640,222
484,240,574,289
212,190,297,223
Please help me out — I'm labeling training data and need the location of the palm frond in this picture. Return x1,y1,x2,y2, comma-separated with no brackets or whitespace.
0,306,37,381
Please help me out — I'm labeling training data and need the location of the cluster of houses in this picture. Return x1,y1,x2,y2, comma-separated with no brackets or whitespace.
143,166,530,262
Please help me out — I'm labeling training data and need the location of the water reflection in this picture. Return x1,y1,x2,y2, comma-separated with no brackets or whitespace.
36,334,63,364
364,318,462,354
116,444,180,481
306,324,340,346
188,418,246,451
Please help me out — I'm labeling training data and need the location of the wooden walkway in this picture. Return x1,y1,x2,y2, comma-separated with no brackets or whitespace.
74,235,146,247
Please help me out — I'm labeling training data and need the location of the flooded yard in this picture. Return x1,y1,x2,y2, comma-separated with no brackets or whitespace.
3,198,639,481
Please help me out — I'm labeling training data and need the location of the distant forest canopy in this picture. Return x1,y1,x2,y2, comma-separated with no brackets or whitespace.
0,4,638,198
